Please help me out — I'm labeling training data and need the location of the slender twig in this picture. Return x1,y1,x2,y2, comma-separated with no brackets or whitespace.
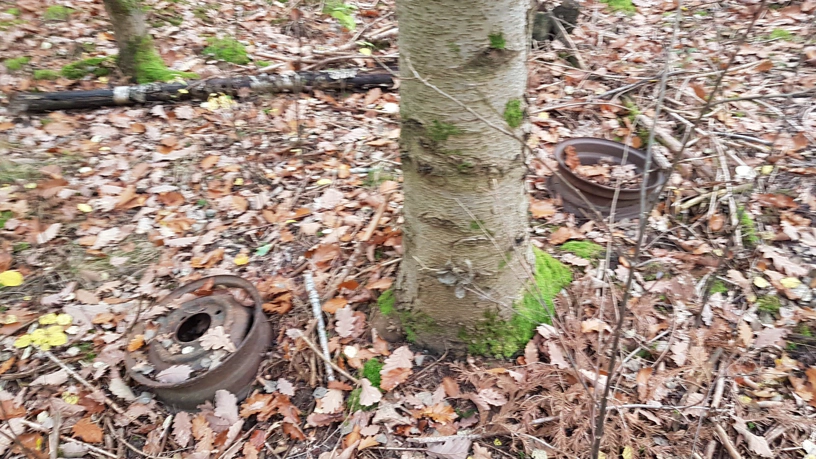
589,1,682,454
360,191,393,242
18,419,118,459
714,425,744,459
708,88,815,106
303,272,335,382
41,351,131,419
290,329,359,384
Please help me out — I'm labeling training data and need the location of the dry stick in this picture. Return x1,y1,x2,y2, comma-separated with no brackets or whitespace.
292,329,360,384
360,191,393,242
18,419,118,459
714,425,744,459
303,272,335,382
708,88,816,106
41,351,131,420
49,405,60,459
103,417,157,459
590,2,768,456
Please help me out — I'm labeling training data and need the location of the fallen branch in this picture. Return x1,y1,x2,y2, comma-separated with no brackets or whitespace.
303,272,335,382
714,424,744,459
290,328,359,384
11,69,395,113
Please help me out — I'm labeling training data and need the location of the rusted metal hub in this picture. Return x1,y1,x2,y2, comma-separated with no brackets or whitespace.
549,138,668,221
125,275,271,410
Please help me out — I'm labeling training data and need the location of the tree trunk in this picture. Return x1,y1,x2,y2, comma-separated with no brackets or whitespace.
102,0,191,83
394,0,537,356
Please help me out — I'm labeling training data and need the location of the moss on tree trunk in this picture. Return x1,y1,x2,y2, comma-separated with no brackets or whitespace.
102,0,196,83
392,0,546,356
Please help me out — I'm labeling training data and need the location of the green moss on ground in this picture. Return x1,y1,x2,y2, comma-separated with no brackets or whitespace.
504,99,523,128
709,279,728,294
769,28,793,41
33,69,59,80
60,57,111,79
601,0,636,13
377,289,395,315
560,241,604,259
43,5,73,21
488,32,506,50
3,56,30,71
738,206,759,248
427,120,461,142
5,8,21,16
361,358,383,387
462,248,572,358
757,295,781,315
203,37,250,65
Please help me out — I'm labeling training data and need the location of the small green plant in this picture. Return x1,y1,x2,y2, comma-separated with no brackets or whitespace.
203,37,250,65
193,4,218,21
33,69,59,80
323,1,356,31
255,60,270,68
3,56,30,71
693,9,709,16
769,28,793,41
5,8,21,16
0,211,13,228
798,324,813,337
488,32,506,50
60,57,111,79
43,5,73,21
560,241,604,259
756,295,781,316
601,0,636,14
504,99,523,128
13,242,31,252
709,279,728,295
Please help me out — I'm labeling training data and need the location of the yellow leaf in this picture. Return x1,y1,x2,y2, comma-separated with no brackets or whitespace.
55,314,73,326
493,439,502,446
0,315,18,325
24,183,37,189
234,178,244,186
13,335,31,348
622,446,634,459
537,111,550,120
62,393,79,404
77,203,93,213
753,276,770,289
0,270,24,287
780,277,802,289
760,165,774,175
316,178,333,186
234,254,250,266
39,313,58,325
46,331,67,346
359,48,372,56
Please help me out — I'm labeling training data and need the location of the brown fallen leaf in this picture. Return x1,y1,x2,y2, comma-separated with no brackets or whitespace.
72,417,104,443
709,213,725,232
549,226,584,245
530,198,556,219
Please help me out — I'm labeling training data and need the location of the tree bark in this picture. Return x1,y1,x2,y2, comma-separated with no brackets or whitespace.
102,0,147,78
395,0,533,353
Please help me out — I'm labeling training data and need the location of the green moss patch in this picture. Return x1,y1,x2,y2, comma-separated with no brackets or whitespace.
61,57,111,79
427,120,461,142
43,5,73,21
378,289,439,343
378,289,395,315
488,32,506,50
361,358,383,388
504,99,523,128
757,295,781,315
203,37,250,65
769,28,793,41
601,0,636,14
709,279,728,294
738,206,759,248
5,8,21,16
461,248,572,358
125,37,197,83
560,241,604,259
33,69,59,80
3,56,30,71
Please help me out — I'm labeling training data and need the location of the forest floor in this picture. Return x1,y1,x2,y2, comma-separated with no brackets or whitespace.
1,0,816,458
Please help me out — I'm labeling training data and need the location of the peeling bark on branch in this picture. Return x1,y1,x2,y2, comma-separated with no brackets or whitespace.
11,70,395,113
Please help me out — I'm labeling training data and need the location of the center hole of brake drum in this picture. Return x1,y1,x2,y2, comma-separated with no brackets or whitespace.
176,313,212,342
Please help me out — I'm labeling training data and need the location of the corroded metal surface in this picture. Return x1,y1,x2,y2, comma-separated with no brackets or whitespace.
549,138,668,220
125,275,271,410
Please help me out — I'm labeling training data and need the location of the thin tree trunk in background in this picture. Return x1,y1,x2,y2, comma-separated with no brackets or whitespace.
395,0,532,352
102,0,148,79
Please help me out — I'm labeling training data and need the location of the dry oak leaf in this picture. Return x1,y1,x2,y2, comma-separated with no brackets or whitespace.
418,403,457,424
156,364,192,384
366,277,393,290
335,306,357,338
72,417,104,443
322,297,348,314
127,334,145,352
427,438,471,459
441,376,460,398
549,226,584,245
477,388,508,407
199,326,237,353
733,419,773,457
359,378,382,407
173,411,193,448
530,198,556,219
380,367,412,392
215,390,240,424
